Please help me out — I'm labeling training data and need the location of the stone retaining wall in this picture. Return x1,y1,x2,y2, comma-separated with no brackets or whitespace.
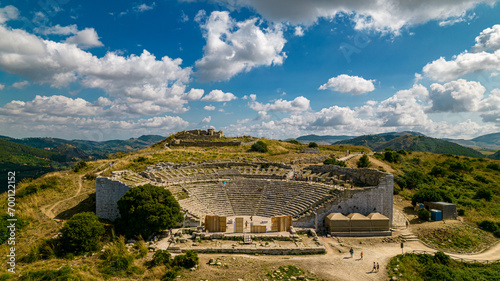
176,247,326,255
171,140,241,147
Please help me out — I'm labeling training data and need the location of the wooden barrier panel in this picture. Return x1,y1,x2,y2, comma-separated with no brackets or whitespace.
205,215,227,232
251,225,266,233
271,215,293,232
235,217,244,233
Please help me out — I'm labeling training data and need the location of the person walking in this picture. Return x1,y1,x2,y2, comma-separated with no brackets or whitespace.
376,262,380,272
360,251,363,260
349,247,353,258
372,262,376,272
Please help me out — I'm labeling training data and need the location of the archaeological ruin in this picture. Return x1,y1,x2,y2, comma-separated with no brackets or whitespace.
96,159,393,236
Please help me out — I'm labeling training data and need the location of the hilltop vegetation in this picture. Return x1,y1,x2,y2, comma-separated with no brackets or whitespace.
388,252,500,281
0,135,164,192
0,140,76,192
0,134,164,159
376,150,500,226
337,134,484,158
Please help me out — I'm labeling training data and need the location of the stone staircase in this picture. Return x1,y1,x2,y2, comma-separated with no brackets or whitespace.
400,233,419,242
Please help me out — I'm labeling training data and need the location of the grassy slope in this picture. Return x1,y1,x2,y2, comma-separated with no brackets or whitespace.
382,151,500,224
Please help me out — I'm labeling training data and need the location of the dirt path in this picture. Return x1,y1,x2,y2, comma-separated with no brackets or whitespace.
40,176,83,220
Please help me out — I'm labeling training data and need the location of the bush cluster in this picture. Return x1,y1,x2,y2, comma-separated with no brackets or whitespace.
323,158,346,167
250,141,268,153
477,220,500,237
147,250,199,280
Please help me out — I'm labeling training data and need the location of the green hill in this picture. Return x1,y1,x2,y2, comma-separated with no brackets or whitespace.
337,133,484,158
0,135,165,159
0,139,75,192
489,150,500,160
294,134,354,144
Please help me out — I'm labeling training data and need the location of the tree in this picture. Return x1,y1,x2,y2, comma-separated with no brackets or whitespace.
116,184,183,238
250,141,268,153
417,208,431,221
308,142,318,148
60,212,105,254
357,154,371,168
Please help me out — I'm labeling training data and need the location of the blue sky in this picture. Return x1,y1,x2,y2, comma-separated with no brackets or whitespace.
1,0,500,141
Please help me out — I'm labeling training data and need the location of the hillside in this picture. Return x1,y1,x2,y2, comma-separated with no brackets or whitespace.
0,139,75,191
489,150,500,160
444,132,500,150
294,134,354,144
337,133,484,158
0,135,164,159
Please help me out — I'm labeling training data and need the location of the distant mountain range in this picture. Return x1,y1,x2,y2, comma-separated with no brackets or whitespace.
444,132,500,150
0,135,164,159
335,134,484,158
294,134,355,144
0,135,164,191
292,131,499,158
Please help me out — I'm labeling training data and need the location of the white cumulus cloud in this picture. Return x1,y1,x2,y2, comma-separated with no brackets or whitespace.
195,11,286,81
319,74,375,95
210,0,495,34
201,89,237,102
250,96,310,113
64,28,104,49
11,81,29,89
201,116,212,123
423,24,500,81
427,79,485,113
0,5,18,24
204,105,216,111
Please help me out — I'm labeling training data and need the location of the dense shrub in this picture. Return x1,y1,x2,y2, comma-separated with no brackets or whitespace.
172,250,199,269
457,209,465,216
417,208,431,221
411,188,444,206
398,170,431,189
397,149,407,155
477,220,498,232
148,250,171,268
260,163,270,169
323,158,346,167
286,140,301,145
434,251,450,265
356,154,371,168
250,141,268,153
486,163,500,171
308,142,318,148
429,166,447,177
474,187,492,201
100,236,143,277
448,161,473,173
384,151,403,163
60,212,105,254
116,184,183,238
72,161,87,172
